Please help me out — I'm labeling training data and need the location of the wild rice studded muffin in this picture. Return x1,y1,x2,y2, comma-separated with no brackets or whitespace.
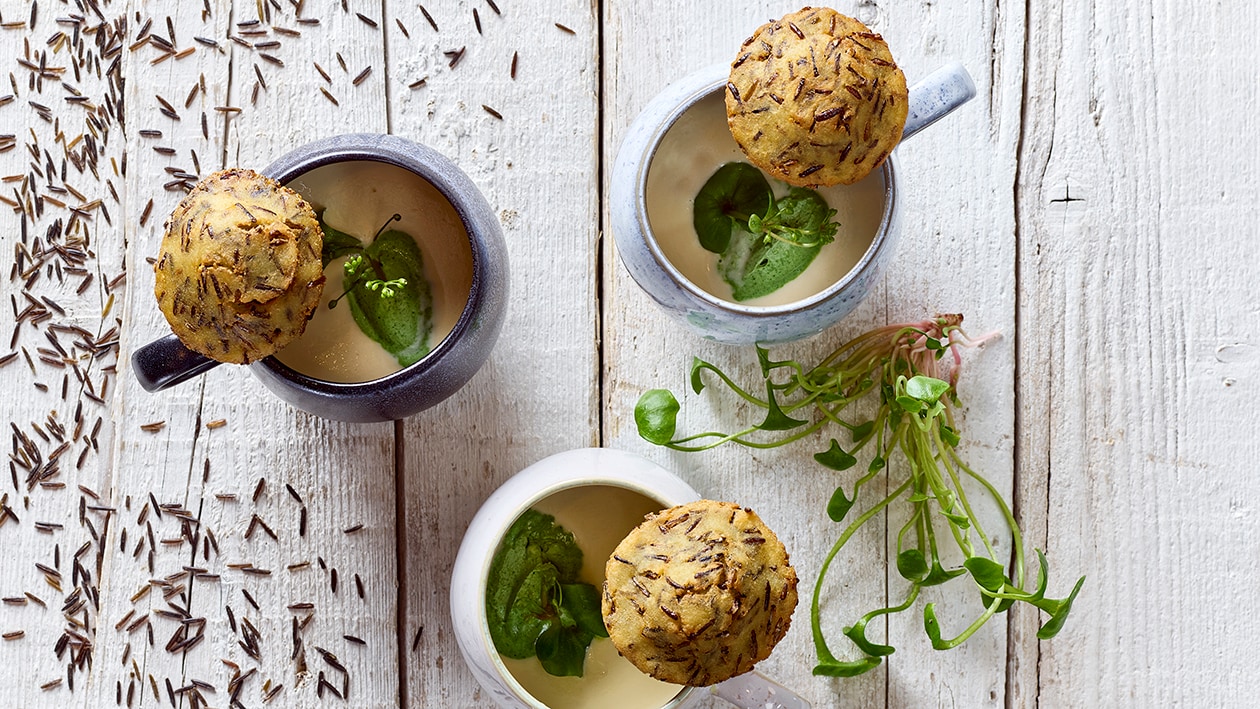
725,7,909,187
601,500,798,687
154,168,325,364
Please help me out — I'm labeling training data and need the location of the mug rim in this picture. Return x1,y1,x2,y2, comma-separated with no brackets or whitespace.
632,64,898,318
255,134,484,393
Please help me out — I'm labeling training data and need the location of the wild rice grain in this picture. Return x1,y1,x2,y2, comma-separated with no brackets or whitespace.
419,5,438,31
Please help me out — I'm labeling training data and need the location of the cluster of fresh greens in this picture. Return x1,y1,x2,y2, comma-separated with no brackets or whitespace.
485,509,608,677
320,213,434,367
693,162,840,301
634,316,1084,676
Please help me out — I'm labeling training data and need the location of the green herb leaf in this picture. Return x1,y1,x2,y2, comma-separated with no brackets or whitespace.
750,187,839,248
964,557,1007,592
690,357,714,394
850,420,875,442
719,227,822,301
485,510,603,677
920,560,967,587
760,386,808,431
535,622,589,677
635,389,680,445
940,424,961,448
319,216,364,267
895,395,924,413
812,656,882,677
560,583,609,640
896,549,929,582
923,603,947,649
843,616,895,657
815,439,857,471
346,229,433,367
692,162,772,253
826,486,854,523
905,375,950,404
1035,575,1086,639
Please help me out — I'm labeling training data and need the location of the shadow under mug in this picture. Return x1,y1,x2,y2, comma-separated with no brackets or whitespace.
131,134,509,423
609,63,975,345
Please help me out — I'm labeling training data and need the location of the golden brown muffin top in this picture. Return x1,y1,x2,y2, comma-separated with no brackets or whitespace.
726,7,908,186
154,168,325,364
602,500,798,686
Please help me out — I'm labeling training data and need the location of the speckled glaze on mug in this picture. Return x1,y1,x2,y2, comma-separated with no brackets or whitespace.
610,63,974,345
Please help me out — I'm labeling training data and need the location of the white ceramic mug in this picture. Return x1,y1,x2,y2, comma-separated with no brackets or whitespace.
449,448,811,709
609,63,975,345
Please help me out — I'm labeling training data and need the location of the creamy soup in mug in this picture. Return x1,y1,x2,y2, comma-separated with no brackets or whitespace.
500,485,686,709
274,161,473,382
645,93,885,307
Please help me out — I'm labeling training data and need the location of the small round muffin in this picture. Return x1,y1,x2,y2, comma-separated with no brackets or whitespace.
154,168,325,364
725,7,909,187
602,500,798,687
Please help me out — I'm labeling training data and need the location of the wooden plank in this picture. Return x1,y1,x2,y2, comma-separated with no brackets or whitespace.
1016,1,1260,706
385,0,602,704
86,1,399,706
602,3,1021,707
0,3,130,703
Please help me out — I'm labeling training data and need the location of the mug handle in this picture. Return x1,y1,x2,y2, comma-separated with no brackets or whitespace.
710,670,812,709
131,333,222,392
901,61,977,143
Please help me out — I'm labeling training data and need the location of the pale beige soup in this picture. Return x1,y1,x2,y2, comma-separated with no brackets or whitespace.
501,486,686,709
646,93,885,306
274,161,473,383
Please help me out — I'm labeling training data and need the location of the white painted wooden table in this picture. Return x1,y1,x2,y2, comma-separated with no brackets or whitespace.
1,1,1256,707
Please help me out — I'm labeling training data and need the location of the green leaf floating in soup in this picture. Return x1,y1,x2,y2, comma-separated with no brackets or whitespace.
320,221,363,268
344,228,434,367
693,162,841,301
319,213,435,368
486,509,609,678
692,162,771,253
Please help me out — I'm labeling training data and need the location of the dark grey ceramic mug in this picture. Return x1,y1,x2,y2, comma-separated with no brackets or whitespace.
131,134,509,423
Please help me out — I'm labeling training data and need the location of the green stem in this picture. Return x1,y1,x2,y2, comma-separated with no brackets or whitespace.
812,477,913,664
933,425,997,561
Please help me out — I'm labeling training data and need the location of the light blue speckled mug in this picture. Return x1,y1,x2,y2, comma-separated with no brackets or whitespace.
610,63,975,344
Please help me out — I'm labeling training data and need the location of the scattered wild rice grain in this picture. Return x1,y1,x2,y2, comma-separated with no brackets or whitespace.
419,5,439,31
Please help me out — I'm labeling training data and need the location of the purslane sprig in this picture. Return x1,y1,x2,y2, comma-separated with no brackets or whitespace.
319,212,435,366
634,315,1084,676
